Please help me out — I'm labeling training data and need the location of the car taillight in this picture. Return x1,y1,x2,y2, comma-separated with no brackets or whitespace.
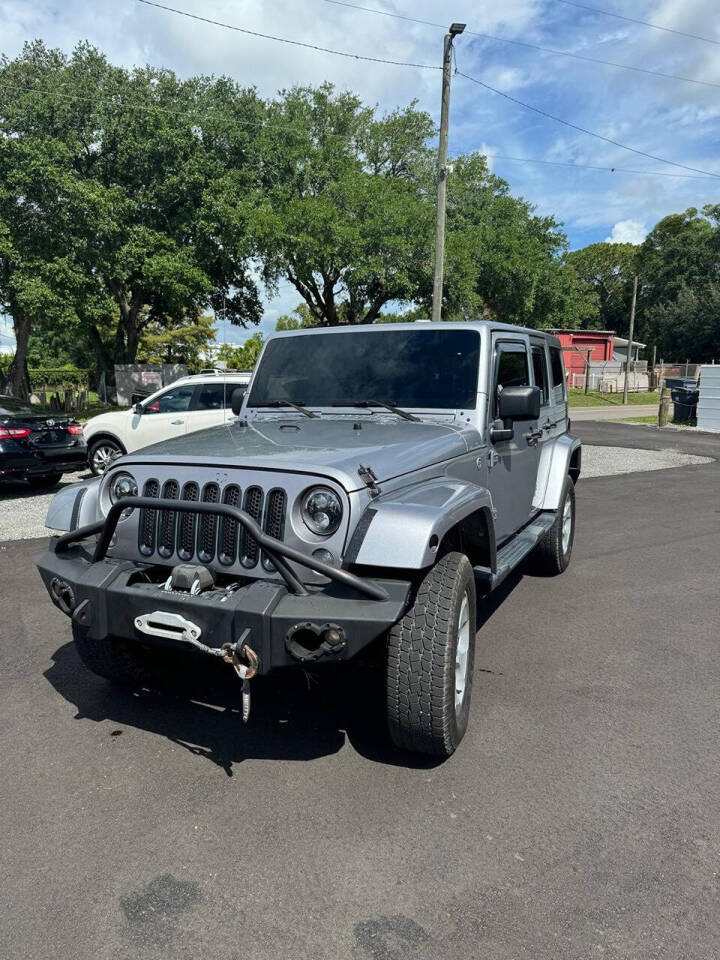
67,424,84,435
0,426,32,440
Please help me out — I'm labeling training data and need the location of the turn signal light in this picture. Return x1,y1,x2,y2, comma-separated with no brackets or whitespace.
0,426,32,440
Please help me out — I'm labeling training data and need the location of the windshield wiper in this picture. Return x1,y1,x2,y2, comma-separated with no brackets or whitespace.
257,400,318,419
337,400,420,422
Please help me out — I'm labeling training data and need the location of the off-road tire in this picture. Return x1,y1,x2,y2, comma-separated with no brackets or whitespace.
386,552,477,757
72,622,156,687
531,476,575,576
28,472,62,489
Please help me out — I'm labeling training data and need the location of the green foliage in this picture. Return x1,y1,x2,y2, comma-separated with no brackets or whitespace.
440,154,575,327
216,332,265,369
275,304,317,330
138,314,216,370
564,242,638,332
254,85,434,325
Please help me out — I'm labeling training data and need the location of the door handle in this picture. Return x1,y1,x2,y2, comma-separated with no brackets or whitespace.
170,419,184,425
525,429,543,446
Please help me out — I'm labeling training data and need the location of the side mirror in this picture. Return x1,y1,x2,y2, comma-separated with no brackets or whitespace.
231,387,246,416
497,385,541,422
133,402,144,415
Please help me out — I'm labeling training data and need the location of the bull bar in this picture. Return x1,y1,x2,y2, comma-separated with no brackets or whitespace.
51,495,389,602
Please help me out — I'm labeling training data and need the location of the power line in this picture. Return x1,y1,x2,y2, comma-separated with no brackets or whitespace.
554,0,720,47
456,68,720,179
132,0,720,180
321,0,720,89
487,153,717,180
135,0,441,70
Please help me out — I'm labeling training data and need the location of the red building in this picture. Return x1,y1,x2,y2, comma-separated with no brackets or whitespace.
548,330,615,382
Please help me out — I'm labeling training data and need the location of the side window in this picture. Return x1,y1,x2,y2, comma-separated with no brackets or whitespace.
145,384,195,415
549,347,567,401
494,343,530,415
194,382,226,411
531,345,549,406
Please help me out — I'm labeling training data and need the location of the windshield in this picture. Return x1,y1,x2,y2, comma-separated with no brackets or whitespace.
248,328,480,410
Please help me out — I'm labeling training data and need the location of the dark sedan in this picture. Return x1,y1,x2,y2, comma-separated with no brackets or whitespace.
0,397,88,488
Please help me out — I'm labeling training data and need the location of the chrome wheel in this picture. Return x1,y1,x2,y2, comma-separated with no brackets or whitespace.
455,592,471,711
561,491,573,554
91,442,121,475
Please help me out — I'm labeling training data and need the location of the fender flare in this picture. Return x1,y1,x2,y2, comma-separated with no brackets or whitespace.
533,433,582,511
46,477,102,532
348,478,496,571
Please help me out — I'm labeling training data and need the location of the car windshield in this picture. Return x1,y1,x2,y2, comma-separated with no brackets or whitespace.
248,328,480,410
0,396,34,415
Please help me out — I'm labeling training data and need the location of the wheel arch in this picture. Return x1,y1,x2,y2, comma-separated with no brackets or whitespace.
87,431,126,454
348,478,497,572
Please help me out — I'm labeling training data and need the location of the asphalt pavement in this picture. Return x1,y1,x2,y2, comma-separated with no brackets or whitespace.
1,423,719,960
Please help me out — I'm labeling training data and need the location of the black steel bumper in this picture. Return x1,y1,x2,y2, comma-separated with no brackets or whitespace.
37,496,411,673
0,444,87,479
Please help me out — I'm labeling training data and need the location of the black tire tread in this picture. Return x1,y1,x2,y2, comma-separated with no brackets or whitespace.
386,552,475,756
72,623,156,687
531,477,575,576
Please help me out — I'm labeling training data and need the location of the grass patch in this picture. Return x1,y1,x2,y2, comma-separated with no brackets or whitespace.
568,388,658,407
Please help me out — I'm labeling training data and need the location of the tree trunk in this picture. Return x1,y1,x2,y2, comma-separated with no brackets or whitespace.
5,314,32,399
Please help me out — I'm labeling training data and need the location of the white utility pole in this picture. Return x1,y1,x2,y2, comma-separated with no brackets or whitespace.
431,22,466,323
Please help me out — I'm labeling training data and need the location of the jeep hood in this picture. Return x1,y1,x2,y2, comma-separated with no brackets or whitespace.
120,417,477,491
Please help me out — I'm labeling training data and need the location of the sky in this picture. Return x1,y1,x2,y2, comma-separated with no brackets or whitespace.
1,0,719,346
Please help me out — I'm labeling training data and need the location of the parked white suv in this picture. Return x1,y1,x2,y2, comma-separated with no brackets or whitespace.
84,372,252,474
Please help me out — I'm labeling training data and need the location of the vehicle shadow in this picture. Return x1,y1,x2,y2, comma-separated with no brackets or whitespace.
43,569,524,776
0,470,92,500
44,641,444,775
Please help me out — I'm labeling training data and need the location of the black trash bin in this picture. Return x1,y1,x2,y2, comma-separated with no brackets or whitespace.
666,378,699,421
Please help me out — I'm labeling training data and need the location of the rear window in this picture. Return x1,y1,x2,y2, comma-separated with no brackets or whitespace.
0,397,33,415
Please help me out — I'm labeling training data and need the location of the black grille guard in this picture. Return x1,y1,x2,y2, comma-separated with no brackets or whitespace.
51,496,389,602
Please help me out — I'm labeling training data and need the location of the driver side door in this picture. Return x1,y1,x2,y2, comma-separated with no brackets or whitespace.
486,337,542,542
127,383,195,452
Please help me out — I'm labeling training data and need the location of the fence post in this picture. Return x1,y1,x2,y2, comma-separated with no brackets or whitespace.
658,387,671,427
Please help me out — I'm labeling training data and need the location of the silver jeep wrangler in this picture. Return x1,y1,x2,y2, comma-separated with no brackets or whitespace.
38,322,581,756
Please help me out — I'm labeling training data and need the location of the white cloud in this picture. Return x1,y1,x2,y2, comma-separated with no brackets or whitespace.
604,220,647,245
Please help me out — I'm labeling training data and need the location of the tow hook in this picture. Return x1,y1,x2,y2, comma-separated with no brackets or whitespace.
221,631,259,723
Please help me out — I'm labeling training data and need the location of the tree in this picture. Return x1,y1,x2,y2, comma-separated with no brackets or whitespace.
275,303,317,330
439,154,576,327
254,85,434,325
652,284,720,363
137,313,216,369
564,242,638,332
0,42,265,388
216,332,265,369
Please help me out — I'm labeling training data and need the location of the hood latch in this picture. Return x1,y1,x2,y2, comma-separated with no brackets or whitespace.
358,463,380,498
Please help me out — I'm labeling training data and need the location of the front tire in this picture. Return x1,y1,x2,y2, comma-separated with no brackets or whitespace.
531,476,576,575
72,623,156,687
386,552,477,757
89,437,124,476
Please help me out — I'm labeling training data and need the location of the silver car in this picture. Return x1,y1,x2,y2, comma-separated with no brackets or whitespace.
38,321,581,757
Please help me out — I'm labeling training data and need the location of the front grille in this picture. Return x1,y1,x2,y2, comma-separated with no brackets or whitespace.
197,483,220,562
135,477,289,571
262,489,287,571
139,479,160,555
241,486,264,568
177,481,199,560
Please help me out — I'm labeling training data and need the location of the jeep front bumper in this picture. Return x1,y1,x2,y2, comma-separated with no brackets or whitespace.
37,496,411,673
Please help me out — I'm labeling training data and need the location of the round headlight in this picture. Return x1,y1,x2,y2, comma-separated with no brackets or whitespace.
109,471,138,504
301,486,342,537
